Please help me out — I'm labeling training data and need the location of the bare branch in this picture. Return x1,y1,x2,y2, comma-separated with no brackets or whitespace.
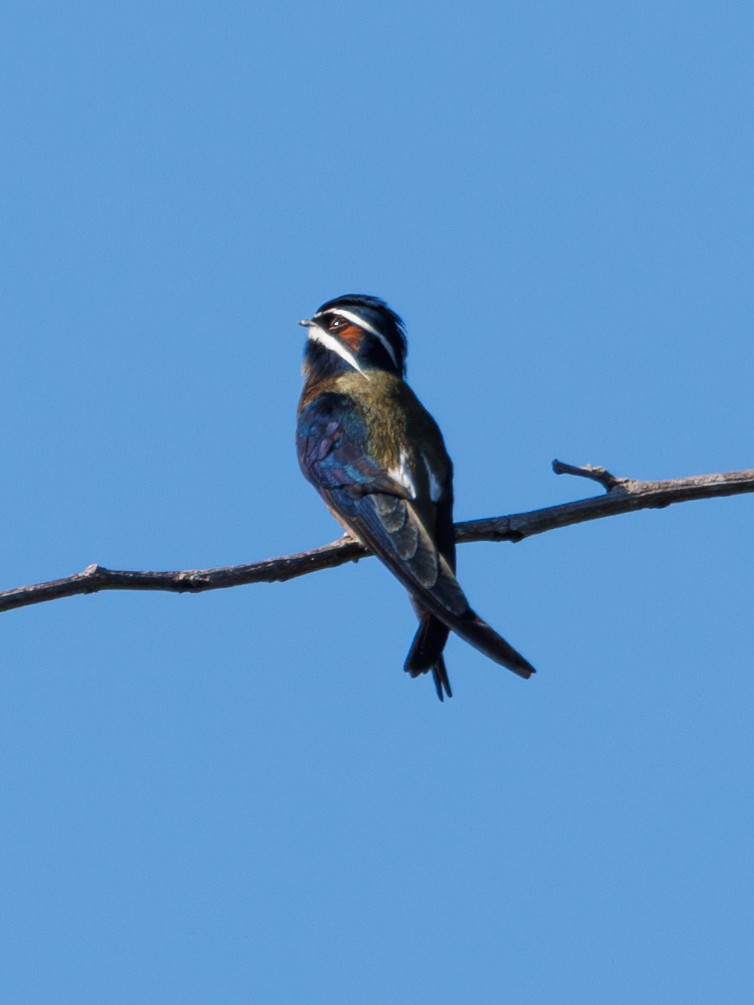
457,462,754,544
1,463,752,615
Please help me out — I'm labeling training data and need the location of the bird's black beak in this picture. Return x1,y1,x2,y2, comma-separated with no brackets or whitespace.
299,318,313,328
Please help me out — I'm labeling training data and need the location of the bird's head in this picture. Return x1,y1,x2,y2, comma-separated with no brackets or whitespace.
300,294,407,381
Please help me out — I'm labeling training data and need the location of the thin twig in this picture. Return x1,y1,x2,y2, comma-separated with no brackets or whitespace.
550,460,622,491
1,462,752,614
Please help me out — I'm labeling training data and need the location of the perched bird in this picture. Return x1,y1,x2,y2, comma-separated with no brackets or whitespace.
296,294,536,700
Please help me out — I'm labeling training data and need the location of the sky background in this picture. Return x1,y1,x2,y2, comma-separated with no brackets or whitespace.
2,1,753,1001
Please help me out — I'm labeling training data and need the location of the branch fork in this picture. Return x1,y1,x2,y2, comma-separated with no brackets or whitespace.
551,460,624,492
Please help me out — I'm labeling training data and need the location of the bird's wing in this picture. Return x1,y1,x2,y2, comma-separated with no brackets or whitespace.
297,393,469,619
297,392,536,680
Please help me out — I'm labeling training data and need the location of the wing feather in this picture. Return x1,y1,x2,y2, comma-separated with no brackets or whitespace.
297,393,466,617
297,391,536,681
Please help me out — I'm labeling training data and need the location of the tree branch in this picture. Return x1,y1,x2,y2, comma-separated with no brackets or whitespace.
2,461,752,614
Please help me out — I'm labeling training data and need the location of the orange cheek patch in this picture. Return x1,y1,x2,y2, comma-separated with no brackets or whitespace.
337,324,363,352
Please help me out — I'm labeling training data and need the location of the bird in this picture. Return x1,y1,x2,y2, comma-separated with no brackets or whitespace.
296,294,536,700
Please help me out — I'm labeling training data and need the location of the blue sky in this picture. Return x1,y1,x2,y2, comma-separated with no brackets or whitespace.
2,1,753,1001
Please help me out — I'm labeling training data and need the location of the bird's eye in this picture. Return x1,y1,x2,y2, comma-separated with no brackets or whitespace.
329,316,344,330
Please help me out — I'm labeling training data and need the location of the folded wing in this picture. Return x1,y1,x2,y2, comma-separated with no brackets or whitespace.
297,392,536,680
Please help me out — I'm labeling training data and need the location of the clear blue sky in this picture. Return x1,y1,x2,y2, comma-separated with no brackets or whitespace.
2,1,753,1001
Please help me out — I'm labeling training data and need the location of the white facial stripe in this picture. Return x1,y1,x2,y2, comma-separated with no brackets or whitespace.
314,307,400,369
307,323,370,380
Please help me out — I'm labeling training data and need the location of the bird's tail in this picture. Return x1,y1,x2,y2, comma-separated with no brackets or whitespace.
404,610,453,701
404,604,535,699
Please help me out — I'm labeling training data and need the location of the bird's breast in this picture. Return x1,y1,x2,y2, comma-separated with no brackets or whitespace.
299,370,451,501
